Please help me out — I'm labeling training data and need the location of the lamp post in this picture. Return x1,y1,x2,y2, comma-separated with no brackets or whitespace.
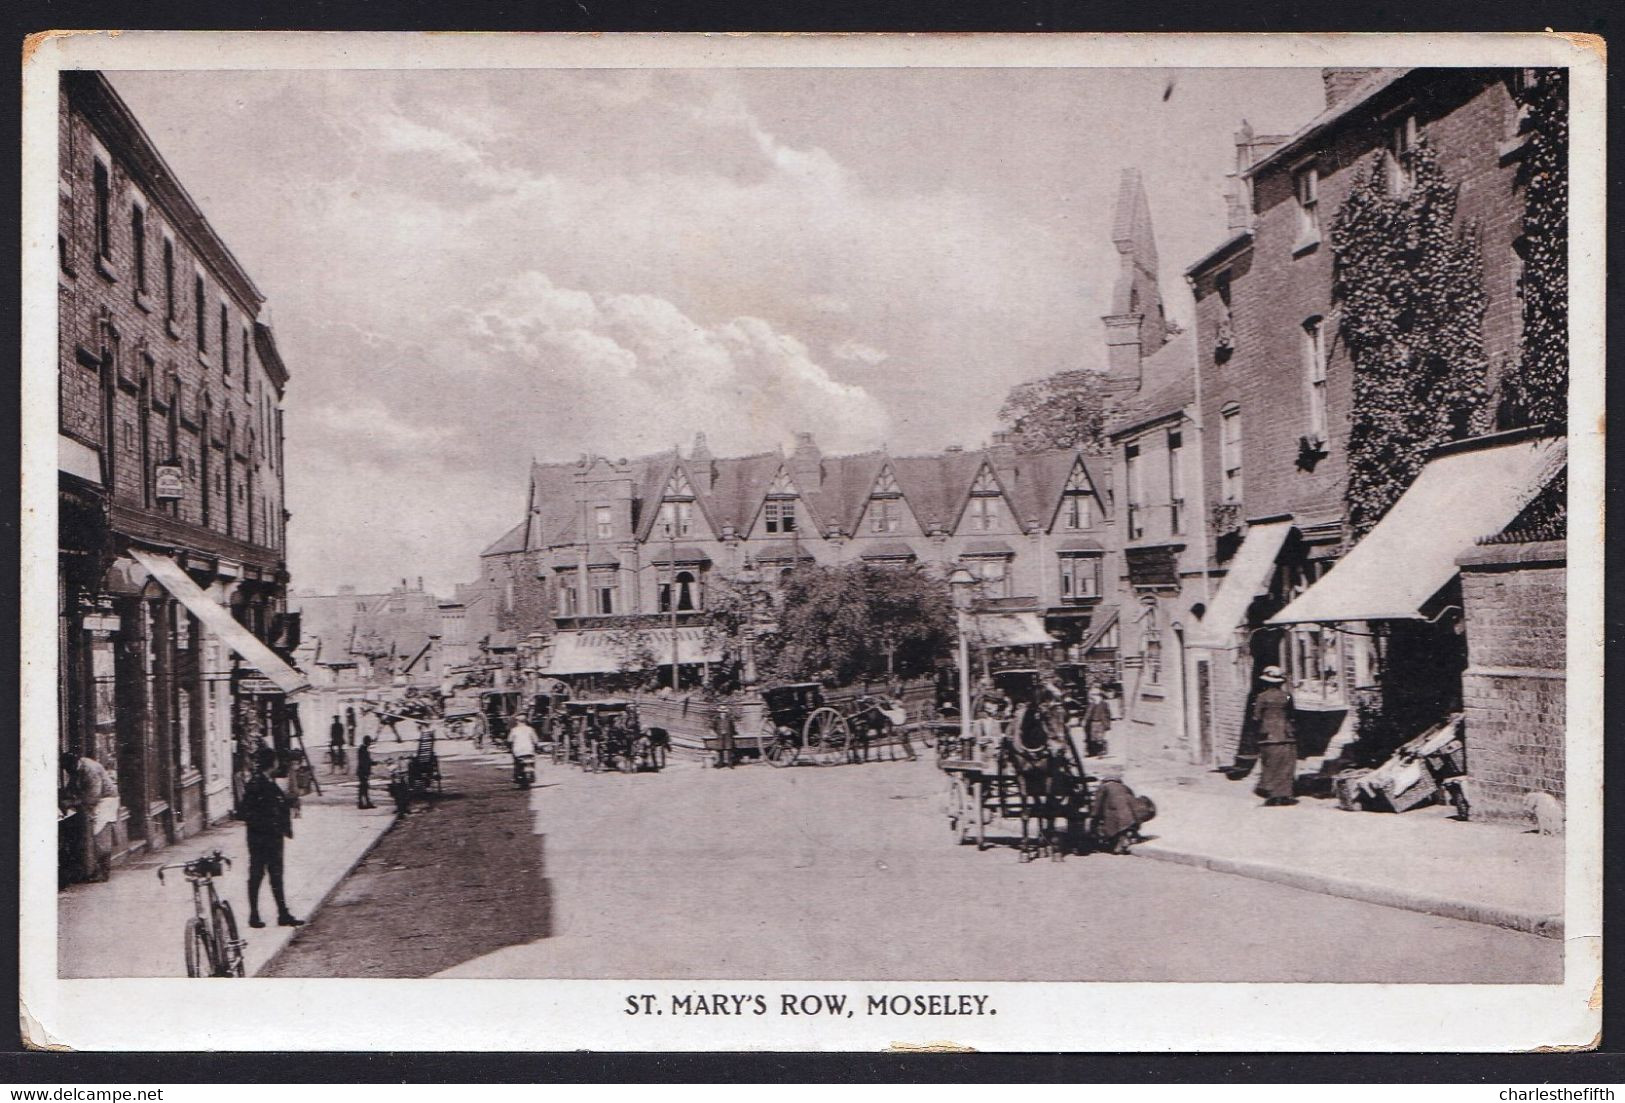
736,559,761,689
947,567,978,743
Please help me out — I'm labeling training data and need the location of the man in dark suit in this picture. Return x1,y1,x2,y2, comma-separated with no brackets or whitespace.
355,735,377,809
713,704,736,768
240,748,303,928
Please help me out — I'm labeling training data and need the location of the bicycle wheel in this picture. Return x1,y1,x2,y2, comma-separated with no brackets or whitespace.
184,917,211,979
212,899,246,977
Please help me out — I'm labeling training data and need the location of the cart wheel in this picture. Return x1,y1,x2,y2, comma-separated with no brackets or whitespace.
764,737,796,768
805,707,850,766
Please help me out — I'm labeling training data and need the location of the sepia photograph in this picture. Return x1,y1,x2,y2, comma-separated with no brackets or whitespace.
20,31,1603,1051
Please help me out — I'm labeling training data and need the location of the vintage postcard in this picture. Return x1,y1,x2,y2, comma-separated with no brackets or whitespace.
19,31,1604,1051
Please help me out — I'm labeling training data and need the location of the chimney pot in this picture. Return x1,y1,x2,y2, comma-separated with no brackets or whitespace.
1321,67,1382,110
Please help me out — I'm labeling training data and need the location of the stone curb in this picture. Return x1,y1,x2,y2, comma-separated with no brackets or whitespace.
253,812,402,977
1131,842,1564,941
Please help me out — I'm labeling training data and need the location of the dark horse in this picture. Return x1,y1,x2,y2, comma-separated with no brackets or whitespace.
1000,702,1089,861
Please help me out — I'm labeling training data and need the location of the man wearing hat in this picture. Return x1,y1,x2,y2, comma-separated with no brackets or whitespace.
1251,665,1298,806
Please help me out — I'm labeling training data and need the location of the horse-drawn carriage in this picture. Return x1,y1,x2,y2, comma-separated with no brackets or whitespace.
757,683,920,767
557,699,666,773
941,694,1092,860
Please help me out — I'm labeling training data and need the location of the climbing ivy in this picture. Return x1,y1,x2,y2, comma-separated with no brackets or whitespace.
1330,140,1489,537
1500,68,1569,430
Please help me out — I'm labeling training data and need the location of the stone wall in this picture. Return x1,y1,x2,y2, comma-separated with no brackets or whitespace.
1457,540,1566,823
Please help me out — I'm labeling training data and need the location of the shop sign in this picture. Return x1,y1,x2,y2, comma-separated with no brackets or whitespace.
154,462,186,501
237,676,282,695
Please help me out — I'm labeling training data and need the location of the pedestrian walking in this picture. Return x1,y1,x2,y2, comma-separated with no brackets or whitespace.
328,715,348,773
239,747,304,928
344,705,357,747
1251,666,1298,806
60,750,117,883
508,717,537,786
713,704,736,768
1082,688,1113,758
355,736,377,809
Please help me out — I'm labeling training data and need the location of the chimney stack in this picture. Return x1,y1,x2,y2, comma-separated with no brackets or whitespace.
1321,68,1382,110
790,431,823,490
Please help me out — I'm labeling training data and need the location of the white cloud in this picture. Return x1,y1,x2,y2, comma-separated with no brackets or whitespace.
830,339,890,366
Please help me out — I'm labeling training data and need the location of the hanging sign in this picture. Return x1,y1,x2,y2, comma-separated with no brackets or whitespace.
154,462,186,501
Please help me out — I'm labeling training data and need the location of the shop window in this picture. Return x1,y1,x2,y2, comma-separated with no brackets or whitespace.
1279,560,1347,706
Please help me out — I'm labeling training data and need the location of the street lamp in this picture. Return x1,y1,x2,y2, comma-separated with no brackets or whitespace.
947,566,978,743
736,559,761,689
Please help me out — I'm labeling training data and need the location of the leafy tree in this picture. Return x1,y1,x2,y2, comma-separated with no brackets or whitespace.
765,564,954,685
997,369,1110,454
1500,68,1568,430
1330,140,1488,537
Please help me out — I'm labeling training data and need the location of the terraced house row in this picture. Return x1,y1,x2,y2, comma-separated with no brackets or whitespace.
477,432,1120,679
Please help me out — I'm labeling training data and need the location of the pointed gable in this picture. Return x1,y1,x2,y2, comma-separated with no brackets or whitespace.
1048,452,1108,531
953,458,1021,535
856,460,926,536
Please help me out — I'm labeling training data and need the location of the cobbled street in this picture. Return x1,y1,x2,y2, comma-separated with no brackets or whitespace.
269,744,1561,983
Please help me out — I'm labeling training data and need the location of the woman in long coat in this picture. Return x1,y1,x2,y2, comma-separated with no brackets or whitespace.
1251,665,1299,806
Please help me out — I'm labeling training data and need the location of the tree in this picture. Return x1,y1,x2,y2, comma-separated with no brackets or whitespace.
765,564,954,685
1330,140,1489,537
997,369,1109,454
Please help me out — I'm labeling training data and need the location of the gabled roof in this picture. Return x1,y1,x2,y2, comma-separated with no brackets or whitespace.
480,520,528,558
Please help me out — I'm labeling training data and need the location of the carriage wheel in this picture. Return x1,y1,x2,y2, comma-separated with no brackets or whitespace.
947,776,973,844
764,735,796,768
804,707,850,766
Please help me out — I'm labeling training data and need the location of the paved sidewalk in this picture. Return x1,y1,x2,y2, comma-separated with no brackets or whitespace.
1117,755,1564,938
58,772,398,978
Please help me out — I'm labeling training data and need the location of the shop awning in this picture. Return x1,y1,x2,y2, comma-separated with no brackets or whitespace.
1187,519,1295,648
969,611,1056,648
127,548,310,694
1078,605,1120,652
539,626,724,675
1270,435,1566,625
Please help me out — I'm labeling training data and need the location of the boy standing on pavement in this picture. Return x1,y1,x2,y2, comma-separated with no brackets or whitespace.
240,748,304,928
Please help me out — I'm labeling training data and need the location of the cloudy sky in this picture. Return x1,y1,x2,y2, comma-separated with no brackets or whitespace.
106,66,1325,595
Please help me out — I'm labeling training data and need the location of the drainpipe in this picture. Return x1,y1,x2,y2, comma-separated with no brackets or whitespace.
1185,273,1216,614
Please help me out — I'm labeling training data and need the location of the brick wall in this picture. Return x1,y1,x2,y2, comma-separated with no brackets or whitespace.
1457,541,1565,823
482,549,553,637
60,81,287,560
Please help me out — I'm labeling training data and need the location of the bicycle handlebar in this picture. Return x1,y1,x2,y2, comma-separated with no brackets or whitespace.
156,849,232,883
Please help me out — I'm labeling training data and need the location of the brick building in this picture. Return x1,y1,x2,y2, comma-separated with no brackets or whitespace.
57,71,300,870
1098,170,1215,761
1164,67,1565,814
479,434,1118,683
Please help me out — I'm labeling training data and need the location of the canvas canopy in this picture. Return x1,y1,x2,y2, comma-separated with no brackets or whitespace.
539,626,723,675
969,611,1056,648
1187,520,1295,648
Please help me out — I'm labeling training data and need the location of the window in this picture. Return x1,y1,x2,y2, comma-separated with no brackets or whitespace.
1303,316,1329,440
657,501,692,538
589,568,616,615
659,570,699,613
1167,430,1185,535
1059,555,1101,601
163,239,176,321
1388,113,1418,193
966,496,996,532
242,327,251,385
594,505,613,539
962,558,1011,599
1124,442,1144,539
764,500,797,534
869,498,901,534
1293,164,1319,246
194,275,206,352
1220,406,1243,503
92,160,111,260
130,205,147,295
220,304,230,378
1279,562,1346,705
1060,492,1091,530
556,572,578,617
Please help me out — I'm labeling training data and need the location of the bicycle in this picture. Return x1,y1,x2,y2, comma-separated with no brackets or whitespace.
157,849,246,978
